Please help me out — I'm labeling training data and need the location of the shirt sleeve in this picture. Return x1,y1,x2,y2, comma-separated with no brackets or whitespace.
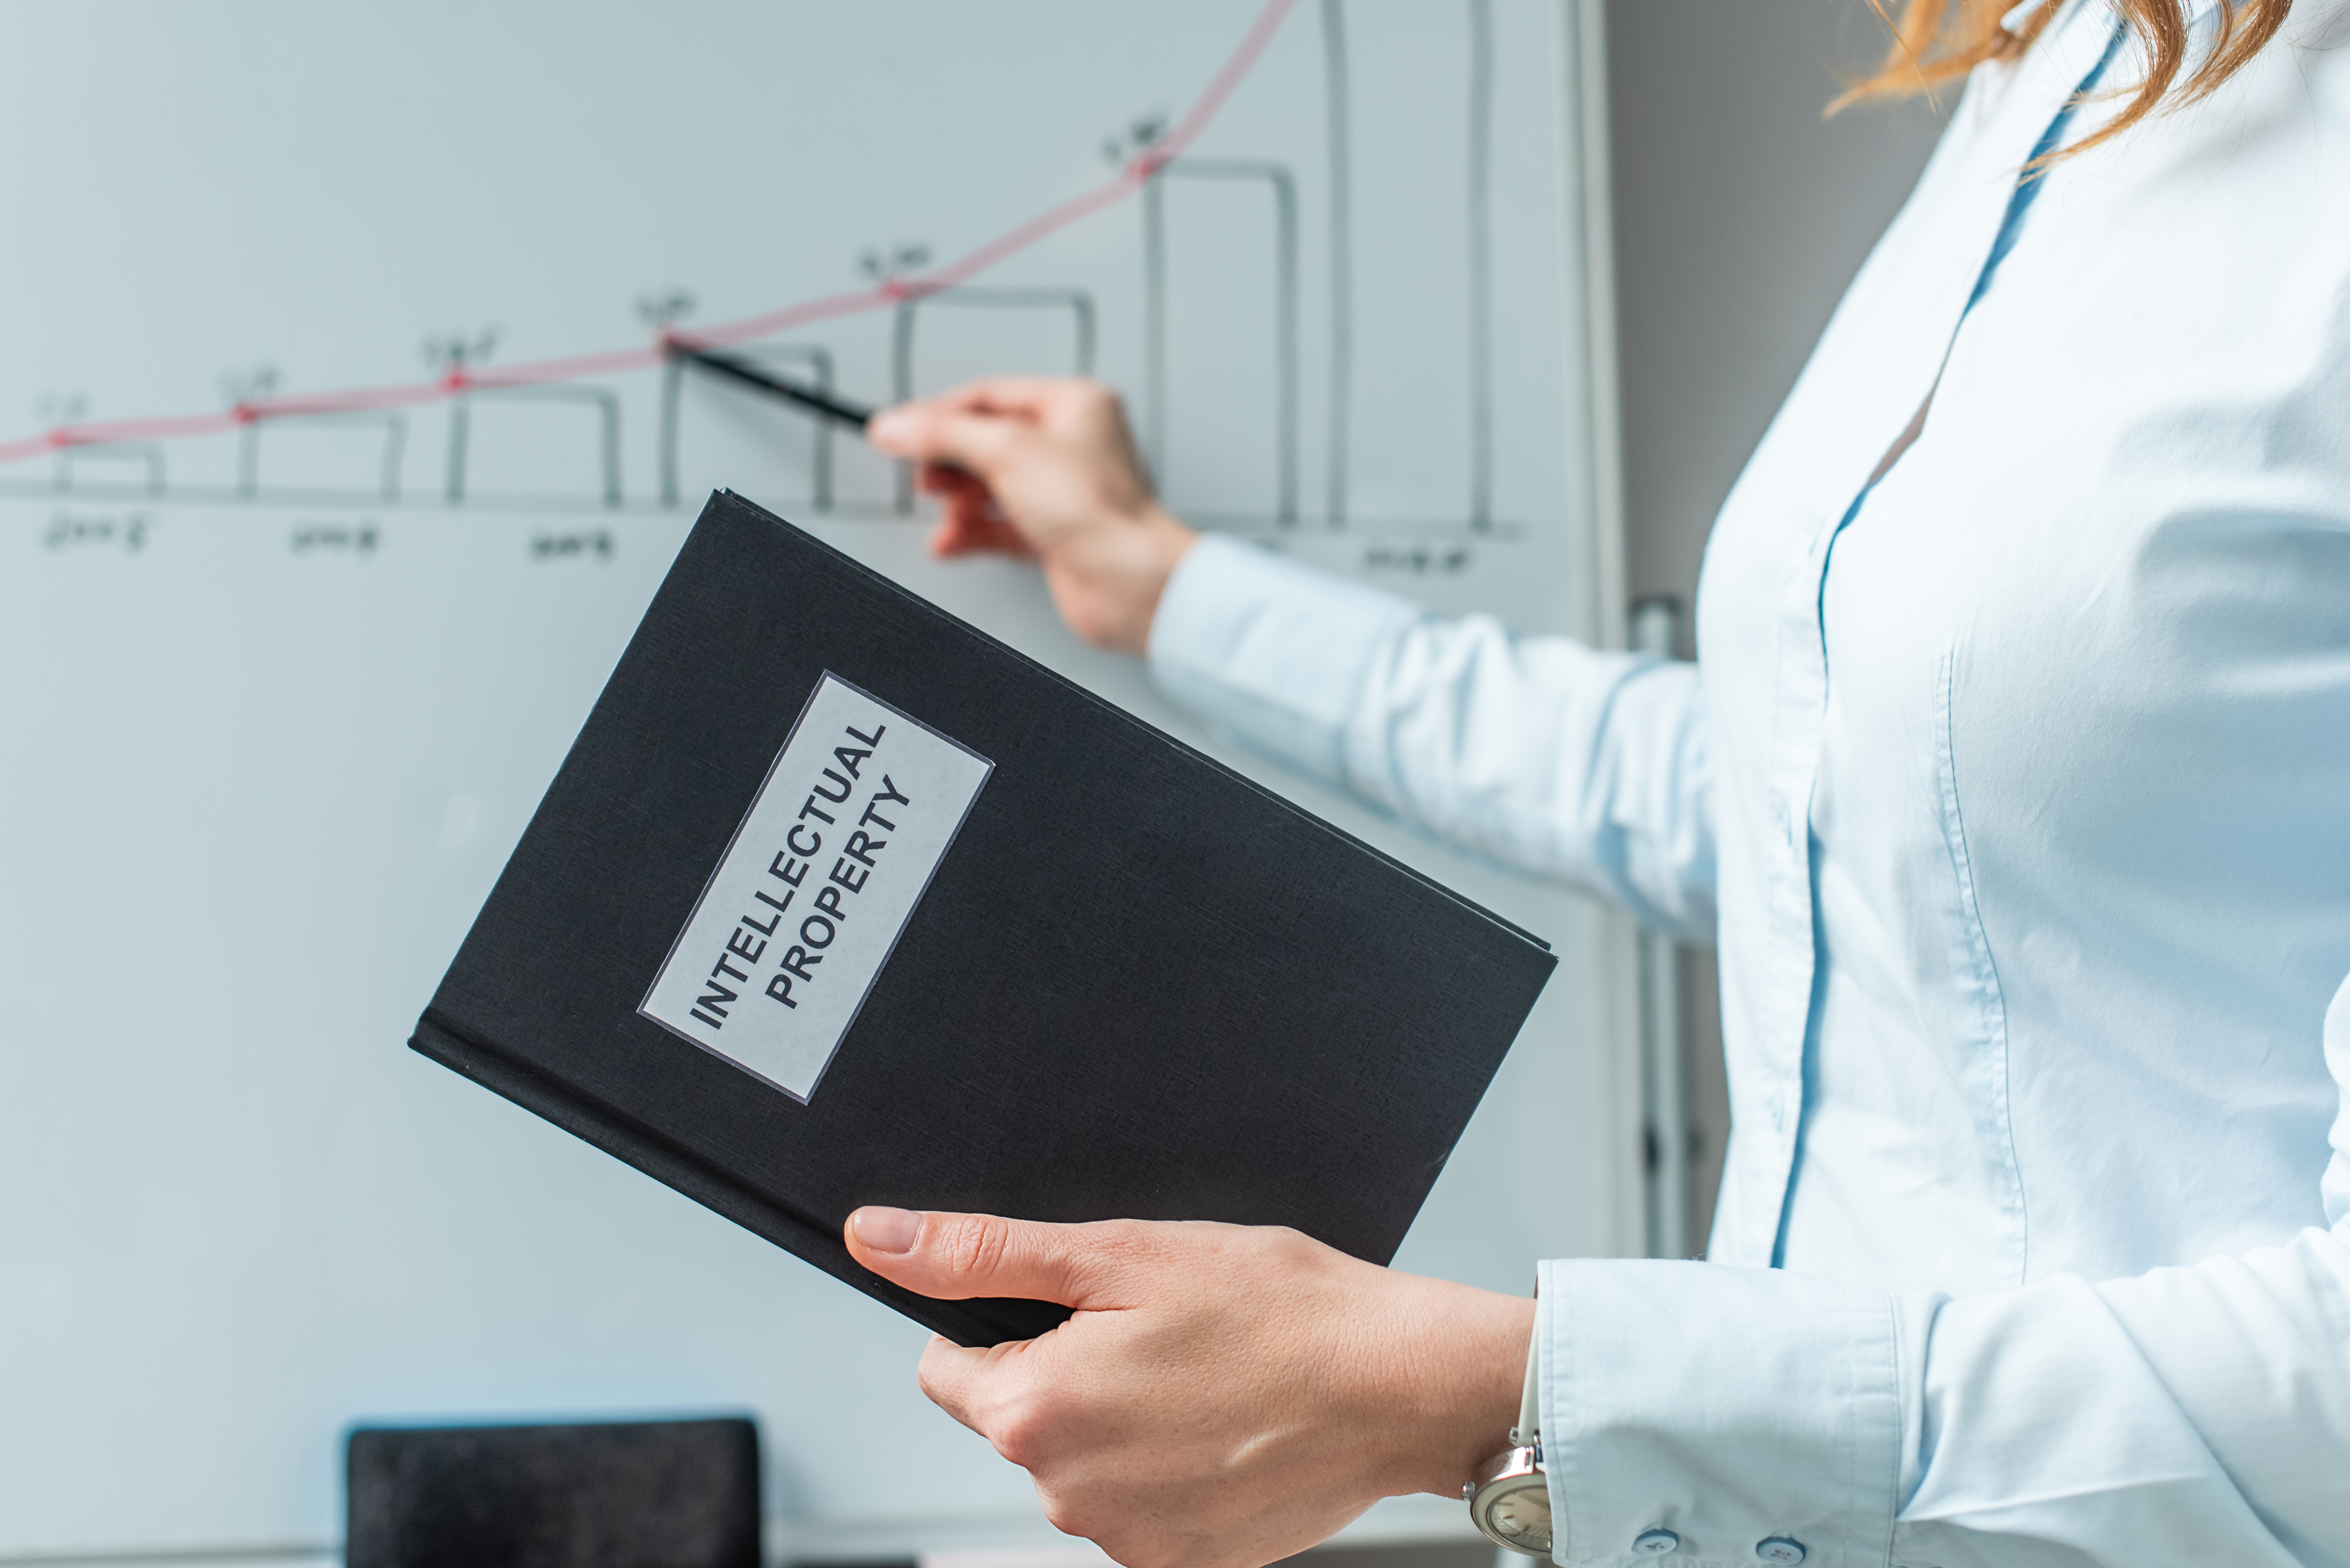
1146,534,1717,941
1535,969,2350,1568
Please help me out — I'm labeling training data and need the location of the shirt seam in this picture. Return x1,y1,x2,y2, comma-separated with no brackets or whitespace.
1934,648,2031,1288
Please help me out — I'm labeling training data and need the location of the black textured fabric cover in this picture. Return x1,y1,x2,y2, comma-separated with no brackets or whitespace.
411,491,1557,1346
345,1418,760,1568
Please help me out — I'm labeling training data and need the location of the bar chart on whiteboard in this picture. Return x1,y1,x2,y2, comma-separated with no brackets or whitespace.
0,1,1619,1555
0,0,1598,586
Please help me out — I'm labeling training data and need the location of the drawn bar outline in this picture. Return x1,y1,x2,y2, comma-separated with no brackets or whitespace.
661,342,839,511
1140,157,1299,525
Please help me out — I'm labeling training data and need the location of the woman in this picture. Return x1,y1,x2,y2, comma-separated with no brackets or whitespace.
842,2,2350,1564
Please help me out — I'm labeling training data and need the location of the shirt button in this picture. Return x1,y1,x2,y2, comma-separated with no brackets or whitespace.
1632,1529,1680,1554
1756,1539,1808,1564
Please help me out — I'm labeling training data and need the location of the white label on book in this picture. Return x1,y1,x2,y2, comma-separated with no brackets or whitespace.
640,671,992,1102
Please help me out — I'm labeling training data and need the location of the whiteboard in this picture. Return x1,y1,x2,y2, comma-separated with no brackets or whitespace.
0,1,1628,1557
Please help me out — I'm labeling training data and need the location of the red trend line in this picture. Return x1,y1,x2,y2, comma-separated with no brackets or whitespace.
0,0,1299,471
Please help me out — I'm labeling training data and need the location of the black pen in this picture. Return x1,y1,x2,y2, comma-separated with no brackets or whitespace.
667,341,877,430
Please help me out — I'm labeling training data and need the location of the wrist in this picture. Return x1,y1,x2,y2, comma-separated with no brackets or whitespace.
1358,1279,1536,1500
1044,503,1197,655
1127,503,1198,616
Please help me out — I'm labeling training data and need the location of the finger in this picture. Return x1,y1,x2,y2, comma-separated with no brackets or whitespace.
928,374,1098,420
942,507,1033,559
930,514,994,559
927,484,1023,558
913,1334,1009,1435
871,375,1113,457
915,463,1029,551
919,462,993,504
867,402,1035,475
975,512,1033,556
915,1336,1082,1477
930,502,994,557
844,1207,1134,1308
916,462,972,493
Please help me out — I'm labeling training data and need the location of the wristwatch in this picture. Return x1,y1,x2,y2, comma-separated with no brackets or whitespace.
1464,1292,1551,1556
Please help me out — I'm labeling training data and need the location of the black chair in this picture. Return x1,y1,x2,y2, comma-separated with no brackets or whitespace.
347,1417,762,1568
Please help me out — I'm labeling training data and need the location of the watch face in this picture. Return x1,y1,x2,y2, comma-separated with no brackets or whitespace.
1482,1477,1552,1552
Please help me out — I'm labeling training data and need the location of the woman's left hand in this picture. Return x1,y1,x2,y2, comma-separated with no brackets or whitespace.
843,1206,1536,1568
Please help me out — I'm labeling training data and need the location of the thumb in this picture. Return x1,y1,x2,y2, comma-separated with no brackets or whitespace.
845,1206,1125,1308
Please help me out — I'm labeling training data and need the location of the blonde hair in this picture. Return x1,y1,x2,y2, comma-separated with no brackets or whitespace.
1837,0,2293,159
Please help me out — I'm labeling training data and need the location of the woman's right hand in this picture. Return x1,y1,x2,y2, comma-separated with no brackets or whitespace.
866,378,1198,656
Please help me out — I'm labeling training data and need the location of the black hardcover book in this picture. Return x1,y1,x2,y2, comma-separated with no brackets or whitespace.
411,491,1556,1347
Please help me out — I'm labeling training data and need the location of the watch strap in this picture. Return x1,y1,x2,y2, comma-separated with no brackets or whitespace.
1511,1283,1540,1447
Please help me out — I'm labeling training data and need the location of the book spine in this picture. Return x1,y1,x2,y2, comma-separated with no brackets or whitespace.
409,1009,1067,1347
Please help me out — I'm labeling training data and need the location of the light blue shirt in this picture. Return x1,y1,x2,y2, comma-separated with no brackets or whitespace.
1145,3,2350,1563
